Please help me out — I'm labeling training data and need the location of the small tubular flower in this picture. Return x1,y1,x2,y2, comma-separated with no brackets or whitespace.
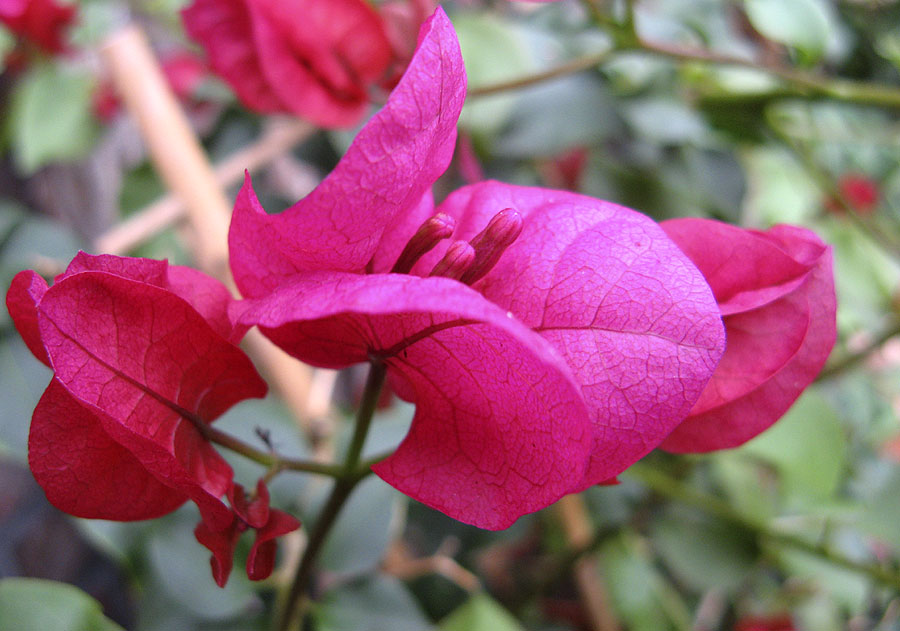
181,0,406,128
228,9,726,529
6,252,267,531
659,219,836,452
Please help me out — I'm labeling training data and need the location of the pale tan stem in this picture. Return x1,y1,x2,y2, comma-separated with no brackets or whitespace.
94,118,314,256
100,25,321,437
556,495,620,631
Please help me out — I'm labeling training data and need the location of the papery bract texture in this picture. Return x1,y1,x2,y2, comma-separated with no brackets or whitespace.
181,0,394,127
236,273,593,530
422,182,726,488
659,219,836,452
6,253,267,529
0,0,75,54
229,8,725,528
228,7,465,296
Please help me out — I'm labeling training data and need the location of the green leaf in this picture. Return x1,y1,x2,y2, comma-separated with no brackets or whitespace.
742,146,819,226
856,469,900,551
439,593,523,631
651,505,758,592
320,476,404,575
0,336,51,461
7,62,99,174
739,389,846,502
315,576,432,631
744,0,831,64
0,578,124,631
598,536,678,631
455,14,534,137
622,98,711,145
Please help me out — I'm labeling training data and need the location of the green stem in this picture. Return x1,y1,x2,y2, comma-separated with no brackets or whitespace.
817,320,900,381
466,33,900,109
626,464,900,592
276,360,387,631
636,40,900,108
468,50,614,98
205,425,344,477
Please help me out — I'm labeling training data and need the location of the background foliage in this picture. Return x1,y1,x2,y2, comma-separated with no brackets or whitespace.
2,0,900,629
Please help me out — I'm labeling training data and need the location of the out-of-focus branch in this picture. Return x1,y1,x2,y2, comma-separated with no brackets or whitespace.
100,25,326,449
467,28,900,109
382,539,481,592
556,495,620,631
94,117,314,256
626,464,900,592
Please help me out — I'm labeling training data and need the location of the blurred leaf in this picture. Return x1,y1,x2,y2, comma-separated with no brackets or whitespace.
147,510,260,620
742,146,819,226
823,220,900,334
651,505,758,592
711,453,778,520
455,14,534,137
0,578,123,631
439,593,523,631
320,476,404,575
856,468,900,551
744,0,830,64
740,389,846,502
779,542,869,611
598,535,677,631
0,29,13,74
315,575,432,631
0,211,83,330
7,62,99,174
622,98,711,145
493,74,618,158
0,336,50,461
875,31,900,72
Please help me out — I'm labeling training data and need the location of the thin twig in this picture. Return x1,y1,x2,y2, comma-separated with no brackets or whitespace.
277,362,387,631
817,320,900,381
556,495,620,631
101,25,324,443
95,117,314,255
466,34,900,109
626,464,900,592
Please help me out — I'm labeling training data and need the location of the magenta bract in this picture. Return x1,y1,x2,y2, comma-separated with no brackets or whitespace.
659,219,837,452
0,0,75,54
228,9,726,528
6,253,267,530
181,0,397,127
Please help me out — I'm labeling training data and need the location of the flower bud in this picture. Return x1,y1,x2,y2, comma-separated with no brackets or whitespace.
459,208,523,285
391,213,456,274
429,240,475,281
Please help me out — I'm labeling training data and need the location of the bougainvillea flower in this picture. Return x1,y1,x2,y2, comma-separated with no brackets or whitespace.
824,173,880,215
195,479,301,586
228,9,725,529
0,0,75,54
6,252,267,532
181,0,397,128
659,219,836,452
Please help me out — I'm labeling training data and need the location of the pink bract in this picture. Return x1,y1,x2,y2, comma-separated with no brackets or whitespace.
181,0,396,127
659,219,836,452
228,9,726,529
0,0,75,54
6,253,267,530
